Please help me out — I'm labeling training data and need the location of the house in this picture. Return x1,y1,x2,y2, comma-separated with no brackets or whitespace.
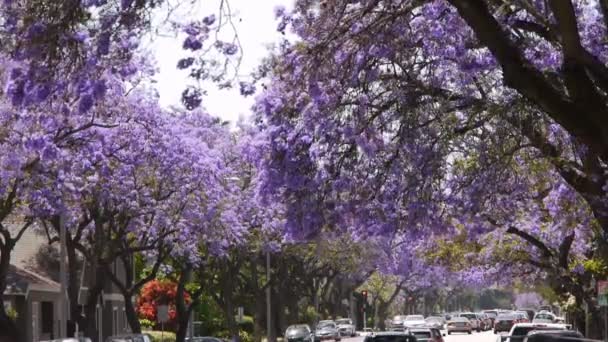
4,222,131,342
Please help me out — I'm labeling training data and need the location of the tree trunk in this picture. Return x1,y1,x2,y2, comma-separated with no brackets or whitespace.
124,290,141,333
0,243,20,342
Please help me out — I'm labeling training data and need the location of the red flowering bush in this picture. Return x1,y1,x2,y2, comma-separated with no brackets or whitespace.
137,279,191,331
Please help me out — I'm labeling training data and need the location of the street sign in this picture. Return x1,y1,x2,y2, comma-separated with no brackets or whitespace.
157,305,169,323
598,281,608,306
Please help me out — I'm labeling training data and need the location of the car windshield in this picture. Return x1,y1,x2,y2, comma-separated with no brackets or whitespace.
288,326,309,334
452,317,468,322
405,315,424,320
497,315,516,320
484,311,498,317
411,332,431,339
394,316,407,321
534,313,554,320
459,313,476,319
317,322,335,329
425,317,441,322
335,319,351,325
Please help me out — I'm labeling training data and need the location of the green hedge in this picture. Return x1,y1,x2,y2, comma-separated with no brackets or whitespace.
146,331,177,342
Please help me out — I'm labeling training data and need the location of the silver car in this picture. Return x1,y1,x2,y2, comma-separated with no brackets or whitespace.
286,324,313,342
314,321,341,342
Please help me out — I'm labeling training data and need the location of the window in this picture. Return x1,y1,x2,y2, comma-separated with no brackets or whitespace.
113,307,119,335
41,302,53,334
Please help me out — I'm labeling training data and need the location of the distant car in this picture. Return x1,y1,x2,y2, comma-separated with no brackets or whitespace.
424,316,445,330
105,335,152,342
523,330,584,342
286,324,313,342
403,315,426,328
335,318,356,337
518,309,537,322
476,313,491,330
363,331,417,342
390,315,409,330
447,317,472,335
514,312,530,323
457,312,480,332
505,323,570,342
315,321,341,342
483,310,498,325
532,312,556,323
494,314,518,333
407,327,444,342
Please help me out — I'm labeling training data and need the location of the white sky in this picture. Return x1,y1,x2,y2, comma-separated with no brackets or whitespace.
148,0,294,124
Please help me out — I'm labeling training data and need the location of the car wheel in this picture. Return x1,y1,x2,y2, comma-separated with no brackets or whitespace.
468,331,472,335
447,332,451,335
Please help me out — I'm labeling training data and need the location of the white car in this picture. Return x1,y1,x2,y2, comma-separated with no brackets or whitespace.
532,312,556,323
403,315,426,328
359,328,374,337
457,312,480,331
335,318,356,337
505,323,570,342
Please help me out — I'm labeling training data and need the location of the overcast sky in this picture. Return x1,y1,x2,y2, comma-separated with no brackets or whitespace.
148,0,293,124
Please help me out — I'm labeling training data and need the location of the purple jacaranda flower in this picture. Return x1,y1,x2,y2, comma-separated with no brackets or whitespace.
78,94,94,113
202,14,216,26
183,36,203,51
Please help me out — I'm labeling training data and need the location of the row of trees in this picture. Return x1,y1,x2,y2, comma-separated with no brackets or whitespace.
254,0,608,338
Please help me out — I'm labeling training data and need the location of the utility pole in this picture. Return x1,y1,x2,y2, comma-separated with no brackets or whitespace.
266,251,273,342
59,213,68,338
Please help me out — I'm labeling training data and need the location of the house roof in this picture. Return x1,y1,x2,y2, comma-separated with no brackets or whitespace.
5,264,60,296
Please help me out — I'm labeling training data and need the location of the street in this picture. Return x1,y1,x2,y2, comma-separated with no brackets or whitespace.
343,331,498,342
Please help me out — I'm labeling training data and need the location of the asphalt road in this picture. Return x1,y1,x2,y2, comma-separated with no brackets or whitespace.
342,330,498,342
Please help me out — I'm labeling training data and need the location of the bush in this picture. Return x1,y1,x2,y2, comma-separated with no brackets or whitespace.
146,331,176,342
140,319,155,330
237,315,254,333
239,330,253,342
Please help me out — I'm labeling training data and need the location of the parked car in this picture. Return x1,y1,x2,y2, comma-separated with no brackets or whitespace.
314,321,341,342
286,324,314,342
446,317,472,335
363,331,417,342
407,327,444,342
504,323,570,342
390,315,409,331
424,316,445,330
532,312,556,324
457,312,480,332
403,315,426,328
523,330,584,342
335,318,356,337
494,314,518,333
105,335,152,342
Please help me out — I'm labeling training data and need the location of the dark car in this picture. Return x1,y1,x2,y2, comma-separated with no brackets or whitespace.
494,314,518,333
363,331,418,342
523,330,584,342
407,328,444,342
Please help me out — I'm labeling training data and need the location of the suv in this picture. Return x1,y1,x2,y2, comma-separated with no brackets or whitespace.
407,327,444,342
504,323,570,342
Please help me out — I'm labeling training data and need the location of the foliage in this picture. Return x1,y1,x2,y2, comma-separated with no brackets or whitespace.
146,331,177,342
140,319,155,330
